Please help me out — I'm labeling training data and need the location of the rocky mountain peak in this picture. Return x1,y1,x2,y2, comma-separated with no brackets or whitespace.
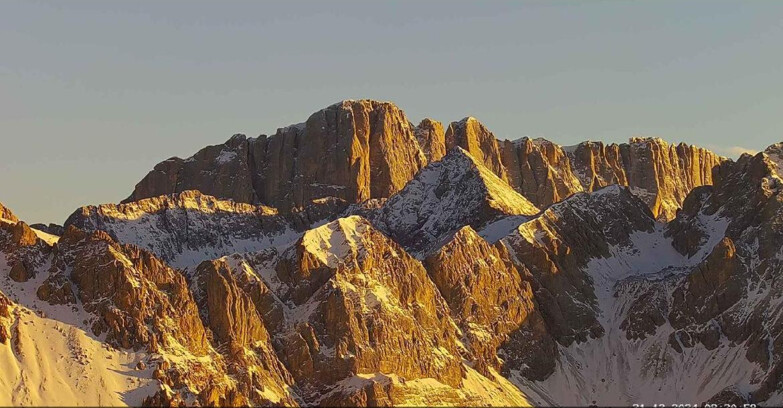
764,142,783,176
414,118,446,162
423,225,557,379
125,99,429,211
0,202,18,223
445,117,510,183
123,100,724,224
372,147,539,256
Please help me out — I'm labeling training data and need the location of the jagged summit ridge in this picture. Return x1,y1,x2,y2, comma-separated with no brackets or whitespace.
66,190,350,268
126,99,427,210
371,146,539,256
501,135,725,220
125,99,724,222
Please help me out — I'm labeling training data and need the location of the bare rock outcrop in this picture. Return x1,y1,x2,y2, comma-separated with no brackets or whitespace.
271,217,464,393
445,117,510,183
500,137,725,220
0,202,18,223
616,144,783,405
192,258,297,405
124,101,723,223
424,226,556,379
126,100,428,210
500,138,584,208
0,290,10,344
49,226,211,354
414,118,446,162
0,220,52,284
200,216,534,405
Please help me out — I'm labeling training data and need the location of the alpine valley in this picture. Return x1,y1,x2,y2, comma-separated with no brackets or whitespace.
2,99,782,407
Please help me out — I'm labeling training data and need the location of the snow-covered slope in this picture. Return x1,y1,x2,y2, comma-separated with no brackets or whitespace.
509,216,753,406
0,255,156,406
65,190,349,268
500,148,783,406
372,147,539,257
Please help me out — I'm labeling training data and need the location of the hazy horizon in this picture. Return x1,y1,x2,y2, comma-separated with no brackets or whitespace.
2,0,782,223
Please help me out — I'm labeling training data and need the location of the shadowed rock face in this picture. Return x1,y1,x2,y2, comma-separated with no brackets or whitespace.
615,146,783,405
502,185,657,346
126,100,427,210
415,118,446,162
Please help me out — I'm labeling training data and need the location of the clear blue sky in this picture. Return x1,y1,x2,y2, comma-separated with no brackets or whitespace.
1,1,782,224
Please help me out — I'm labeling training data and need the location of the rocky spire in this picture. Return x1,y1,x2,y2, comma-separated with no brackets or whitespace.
0,202,18,223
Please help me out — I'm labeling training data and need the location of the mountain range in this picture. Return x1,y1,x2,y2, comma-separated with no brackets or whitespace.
1,99,781,407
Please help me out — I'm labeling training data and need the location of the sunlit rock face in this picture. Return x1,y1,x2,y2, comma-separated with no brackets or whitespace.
445,117,510,184
499,136,725,220
0,203,18,223
423,226,557,380
64,190,350,268
125,100,723,222
126,100,428,210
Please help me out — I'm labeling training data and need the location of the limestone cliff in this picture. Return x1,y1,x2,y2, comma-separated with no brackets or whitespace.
126,100,428,210
500,136,725,220
125,101,723,221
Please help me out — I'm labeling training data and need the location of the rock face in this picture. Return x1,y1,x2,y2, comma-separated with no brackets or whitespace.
414,118,446,162
5,98,783,407
0,220,51,284
126,100,427,210
2,219,298,406
505,143,783,407
500,138,584,208
424,226,556,380
445,117,510,183
49,226,210,353
0,202,18,223
125,101,722,222
273,216,465,392
191,258,297,405
29,223,65,236
372,147,539,256
653,147,783,404
502,185,656,346
500,137,725,220
66,190,350,268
